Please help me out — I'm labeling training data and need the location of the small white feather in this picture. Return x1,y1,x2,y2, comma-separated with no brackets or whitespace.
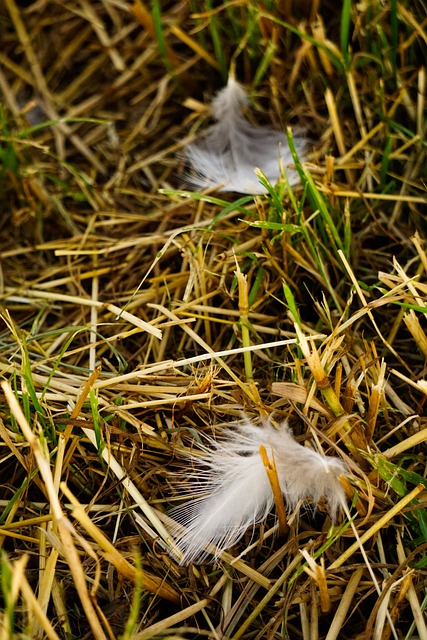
168,420,346,564
183,78,307,194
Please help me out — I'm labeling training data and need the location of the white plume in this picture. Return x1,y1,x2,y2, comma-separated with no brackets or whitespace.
183,78,307,194
168,420,347,564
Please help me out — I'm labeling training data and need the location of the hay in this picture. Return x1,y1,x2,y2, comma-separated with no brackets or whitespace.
0,0,426,638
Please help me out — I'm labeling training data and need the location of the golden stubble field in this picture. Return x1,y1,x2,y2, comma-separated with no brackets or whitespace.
0,1,426,638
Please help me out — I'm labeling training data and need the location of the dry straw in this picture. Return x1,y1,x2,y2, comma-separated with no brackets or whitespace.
0,0,426,638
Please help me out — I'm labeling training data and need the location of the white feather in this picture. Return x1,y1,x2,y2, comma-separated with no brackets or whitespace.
183,78,307,194
168,420,346,564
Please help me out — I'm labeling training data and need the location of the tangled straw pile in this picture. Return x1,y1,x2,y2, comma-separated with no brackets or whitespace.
0,1,426,638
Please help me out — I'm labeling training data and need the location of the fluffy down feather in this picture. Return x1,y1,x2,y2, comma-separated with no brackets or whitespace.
183,78,307,194
168,420,346,564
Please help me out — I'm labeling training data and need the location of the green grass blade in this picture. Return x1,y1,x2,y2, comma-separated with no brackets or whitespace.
340,0,352,67
283,283,302,329
90,388,105,457
389,0,398,78
151,0,174,76
205,0,227,80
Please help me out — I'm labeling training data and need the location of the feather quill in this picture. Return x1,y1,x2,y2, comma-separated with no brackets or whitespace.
168,420,346,564
183,78,307,194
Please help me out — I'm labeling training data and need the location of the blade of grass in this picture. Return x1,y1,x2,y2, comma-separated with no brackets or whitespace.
340,0,352,68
